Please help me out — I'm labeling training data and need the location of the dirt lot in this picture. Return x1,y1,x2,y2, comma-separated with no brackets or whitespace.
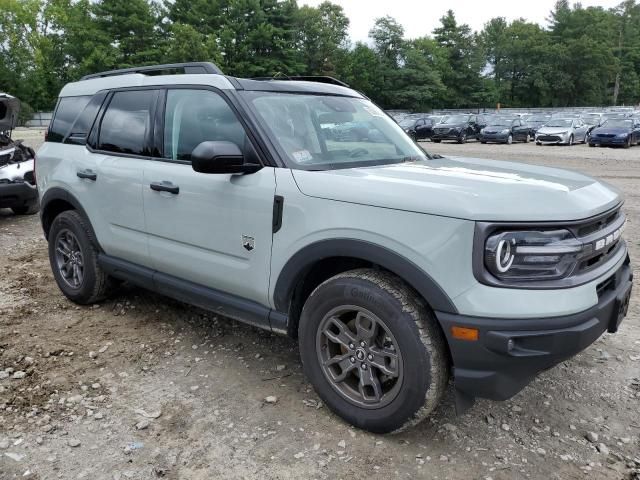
1,129,639,479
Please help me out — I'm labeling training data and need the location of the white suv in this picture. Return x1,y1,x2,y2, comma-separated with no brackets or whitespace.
36,63,632,433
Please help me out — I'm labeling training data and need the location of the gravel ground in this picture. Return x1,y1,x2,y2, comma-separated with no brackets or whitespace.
0,129,639,480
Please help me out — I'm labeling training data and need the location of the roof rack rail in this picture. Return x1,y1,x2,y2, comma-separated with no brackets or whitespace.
251,75,350,88
81,62,223,80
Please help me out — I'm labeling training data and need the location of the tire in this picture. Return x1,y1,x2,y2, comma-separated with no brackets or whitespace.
524,134,529,143
432,139,441,143
48,210,115,304
457,133,467,144
480,141,487,144
506,134,513,145
298,269,449,433
624,136,631,149
589,143,596,148
568,135,574,146
11,202,39,215
536,142,542,146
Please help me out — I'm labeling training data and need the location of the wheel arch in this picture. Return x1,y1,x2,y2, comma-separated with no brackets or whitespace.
40,188,101,251
273,239,458,337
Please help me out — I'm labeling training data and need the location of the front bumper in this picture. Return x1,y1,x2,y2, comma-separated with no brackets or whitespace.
480,133,509,143
435,257,633,406
432,131,463,141
590,136,628,146
536,134,570,144
0,181,38,208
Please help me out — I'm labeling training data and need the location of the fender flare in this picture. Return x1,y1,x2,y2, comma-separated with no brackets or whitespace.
40,187,102,250
273,239,458,315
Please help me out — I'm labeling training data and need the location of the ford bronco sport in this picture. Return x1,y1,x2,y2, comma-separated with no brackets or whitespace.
37,63,633,433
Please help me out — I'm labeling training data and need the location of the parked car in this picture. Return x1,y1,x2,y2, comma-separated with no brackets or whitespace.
479,117,530,144
0,93,38,215
399,116,440,141
524,114,551,139
535,118,589,145
36,62,633,433
431,114,480,143
588,118,640,148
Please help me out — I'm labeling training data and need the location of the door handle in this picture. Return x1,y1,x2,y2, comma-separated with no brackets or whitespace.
150,181,179,194
77,169,97,181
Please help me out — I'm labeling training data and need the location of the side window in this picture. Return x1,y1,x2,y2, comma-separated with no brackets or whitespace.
98,90,156,156
48,96,92,143
415,119,424,127
163,89,247,162
469,115,476,124
64,93,107,146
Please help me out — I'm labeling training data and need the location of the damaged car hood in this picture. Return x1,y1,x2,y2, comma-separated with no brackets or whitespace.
0,93,20,131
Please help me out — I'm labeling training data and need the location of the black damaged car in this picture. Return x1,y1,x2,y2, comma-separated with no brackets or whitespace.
399,115,442,141
431,114,481,143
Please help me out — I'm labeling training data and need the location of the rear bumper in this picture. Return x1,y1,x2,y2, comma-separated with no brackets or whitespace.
435,257,633,403
0,182,38,208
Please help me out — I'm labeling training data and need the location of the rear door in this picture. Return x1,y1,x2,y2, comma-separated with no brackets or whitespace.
85,89,159,267
142,87,276,307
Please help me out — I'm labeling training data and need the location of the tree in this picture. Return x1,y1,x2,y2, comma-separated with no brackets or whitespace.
93,0,161,68
297,1,349,76
433,10,486,107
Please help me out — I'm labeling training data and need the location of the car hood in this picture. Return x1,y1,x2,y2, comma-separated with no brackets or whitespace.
434,123,464,129
591,127,630,135
291,157,621,222
537,126,572,134
0,94,20,131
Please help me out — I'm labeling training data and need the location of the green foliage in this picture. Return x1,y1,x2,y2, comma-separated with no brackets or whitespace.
1,0,639,112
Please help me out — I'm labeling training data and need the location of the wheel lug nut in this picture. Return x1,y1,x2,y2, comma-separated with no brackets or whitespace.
350,357,355,363
361,364,367,370
360,341,366,347
367,354,373,361
348,343,354,349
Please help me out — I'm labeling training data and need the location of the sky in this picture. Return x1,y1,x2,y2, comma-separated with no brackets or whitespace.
299,0,623,42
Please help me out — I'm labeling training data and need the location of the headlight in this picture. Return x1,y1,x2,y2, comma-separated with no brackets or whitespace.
484,229,583,281
557,131,568,136
501,129,510,134
616,133,628,138
480,128,485,134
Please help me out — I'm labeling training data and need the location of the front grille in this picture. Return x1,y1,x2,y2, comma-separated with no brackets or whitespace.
538,135,561,142
571,206,625,275
434,128,450,134
595,134,615,138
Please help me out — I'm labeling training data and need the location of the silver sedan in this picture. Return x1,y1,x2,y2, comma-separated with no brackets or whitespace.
535,118,590,145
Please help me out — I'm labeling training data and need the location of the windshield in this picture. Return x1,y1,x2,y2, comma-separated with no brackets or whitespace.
441,115,470,124
244,92,428,170
487,119,512,127
581,114,601,123
545,119,573,128
603,119,633,128
398,119,415,128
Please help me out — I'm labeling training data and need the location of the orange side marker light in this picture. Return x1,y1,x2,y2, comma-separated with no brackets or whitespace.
451,326,479,341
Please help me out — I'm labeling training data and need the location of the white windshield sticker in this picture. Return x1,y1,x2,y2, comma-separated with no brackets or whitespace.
292,150,313,163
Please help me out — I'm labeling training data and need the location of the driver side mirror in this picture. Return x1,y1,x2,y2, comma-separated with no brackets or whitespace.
191,141,261,175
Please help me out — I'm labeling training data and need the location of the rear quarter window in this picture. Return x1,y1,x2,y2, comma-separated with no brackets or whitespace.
48,96,92,143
